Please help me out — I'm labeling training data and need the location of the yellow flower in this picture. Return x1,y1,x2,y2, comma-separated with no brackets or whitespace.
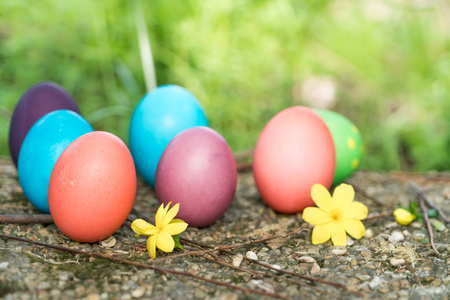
131,202,188,258
393,208,416,226
302,184,368,246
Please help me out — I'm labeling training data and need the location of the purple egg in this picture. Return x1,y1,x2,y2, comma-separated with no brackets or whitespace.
155,126,237,228
9,82,81,167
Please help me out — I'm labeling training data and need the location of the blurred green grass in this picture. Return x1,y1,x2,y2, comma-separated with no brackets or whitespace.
0,0,449,171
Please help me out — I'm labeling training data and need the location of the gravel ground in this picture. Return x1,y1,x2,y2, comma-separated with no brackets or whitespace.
0,158,449,300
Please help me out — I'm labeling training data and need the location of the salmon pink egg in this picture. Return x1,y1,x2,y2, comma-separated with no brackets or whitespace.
253,106,335,214
48,131,136,243
155,127,237,227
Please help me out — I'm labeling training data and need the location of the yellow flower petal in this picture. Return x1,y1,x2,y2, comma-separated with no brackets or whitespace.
156,231,175,253
147,234,157,258
393,208,416,225
331,223,347,246
163,203,180,227
310,184,332,212
155,203,165,228
302,207,331,225
332,184,355,208
342,218,366,239
131,219,158,236
311,223,332,244
165,219,188,235
342,201,368,220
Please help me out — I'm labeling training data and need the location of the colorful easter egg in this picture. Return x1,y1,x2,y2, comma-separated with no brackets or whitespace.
9,82,81,167
155,127,236,227
314,109,363,185
48,131,136,243
253,106,335,214
129,85,209,188
18,110,93,213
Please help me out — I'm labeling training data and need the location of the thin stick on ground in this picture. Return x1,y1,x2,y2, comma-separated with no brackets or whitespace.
410,182,449,223
0,214,53,224
156,229,305,262
183,241,342,300
181,237,366,298
417,195,440,256
365,211,394,220
0,233,291,300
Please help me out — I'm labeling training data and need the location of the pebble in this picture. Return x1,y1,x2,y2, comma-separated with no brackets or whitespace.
413,231,426,240
131,287,146,299
246,251,258,261
402,230,411,238
331,247,347,256
86,294,100,300
411,222,423,229
296,256,316,263
0,262,9,269
310,263,321,274
356,274,371,281
389,231,404,243
385,222,398,229
360,249,372,257
232,254,244,267
390,258,406,267
100,236,117,248
346,236,354,246
364,229,374,239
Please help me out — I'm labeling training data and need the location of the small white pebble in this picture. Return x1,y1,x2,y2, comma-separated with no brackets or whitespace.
389,231,405,244
271,264,282,271
411,222,423,229
331,247,347,256
390,258,406,267
310,262,321,274
246,251,258,261
346,236,354,247
296,256,316,263
385,222,398,229
364,229,374,239
402,230,411,238
232,254,244,268
0,262,9,269
99,236,116,248
131,286,146,299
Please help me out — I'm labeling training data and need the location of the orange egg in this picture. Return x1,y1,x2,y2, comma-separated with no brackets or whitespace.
48,131,136,243
253,106,335,213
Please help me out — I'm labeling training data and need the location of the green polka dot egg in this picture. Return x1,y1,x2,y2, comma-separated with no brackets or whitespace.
314,109,363,185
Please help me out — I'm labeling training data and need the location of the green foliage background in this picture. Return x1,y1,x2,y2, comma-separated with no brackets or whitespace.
0,0,449,171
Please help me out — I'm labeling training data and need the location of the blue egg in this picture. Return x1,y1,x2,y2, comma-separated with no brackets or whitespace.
18,110,93,213
129,85,209,188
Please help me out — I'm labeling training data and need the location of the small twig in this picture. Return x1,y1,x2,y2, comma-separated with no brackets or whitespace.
236,162,253,172
410,182,449,223
417,195,440,256
352,185,395,209
26,251,80,265
183,241,341,299
181,235,365,298
0,214,53,224
365,211,394,220
0,233,290,300
158,229,305,262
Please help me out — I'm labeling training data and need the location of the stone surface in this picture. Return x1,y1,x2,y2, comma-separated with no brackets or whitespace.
0,159,449,299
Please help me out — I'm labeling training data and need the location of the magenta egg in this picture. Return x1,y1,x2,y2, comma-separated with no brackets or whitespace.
155,127,237,228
